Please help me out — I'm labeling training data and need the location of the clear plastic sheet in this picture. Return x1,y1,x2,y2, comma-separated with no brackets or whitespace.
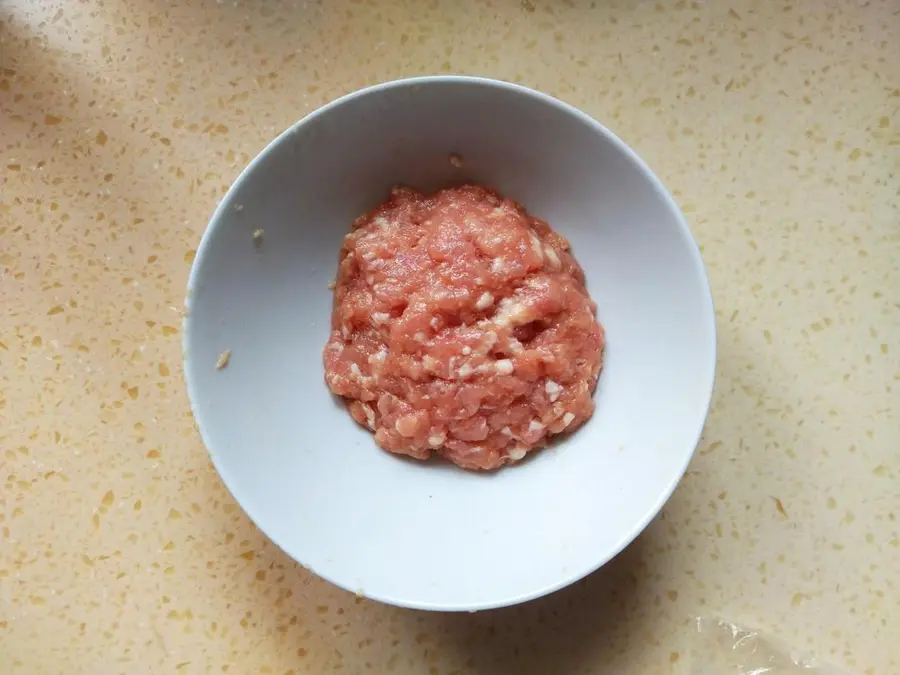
692,617,849,675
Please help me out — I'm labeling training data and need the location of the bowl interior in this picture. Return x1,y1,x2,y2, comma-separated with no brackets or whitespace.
184,77,715,611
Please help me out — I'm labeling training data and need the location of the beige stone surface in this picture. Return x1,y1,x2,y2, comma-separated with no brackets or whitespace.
1,0,898,673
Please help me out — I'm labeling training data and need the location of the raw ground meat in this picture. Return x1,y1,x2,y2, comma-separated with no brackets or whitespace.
323,184,605,470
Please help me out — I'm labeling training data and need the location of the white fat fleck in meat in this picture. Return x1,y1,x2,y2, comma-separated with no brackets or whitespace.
461,346,472,355
328,342,344,353
494,296,534,327
507,337,524,354
495,359,514,375
528,420,545,434
428,432,446,447
374,216,389,229
491,257,505,273
501,426,514,437
457,363,474,378
545,379,562,402
365,274,375,285
368,349,387,365
474,330,499,357
525,275,549,290
543,244,561,270
484,232,507,247
562,412,575,428
430,317,440,329
422,355,438,371
361,403,376,429
413,332,426,343
395,415,419,437
349,363,363,379
529,231,544,261
508,446,527,461
341,325,351,339
371,312,390,325
475,292,494,311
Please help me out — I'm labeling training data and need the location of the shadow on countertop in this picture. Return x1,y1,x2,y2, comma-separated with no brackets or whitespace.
430,533,659,675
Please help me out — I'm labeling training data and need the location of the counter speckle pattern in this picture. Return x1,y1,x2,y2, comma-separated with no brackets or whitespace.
1,0,898,673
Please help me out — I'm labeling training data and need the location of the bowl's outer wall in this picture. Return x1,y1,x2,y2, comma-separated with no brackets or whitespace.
185,77,716,611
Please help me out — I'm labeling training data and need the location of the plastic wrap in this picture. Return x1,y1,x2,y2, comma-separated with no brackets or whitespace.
692,617,849,674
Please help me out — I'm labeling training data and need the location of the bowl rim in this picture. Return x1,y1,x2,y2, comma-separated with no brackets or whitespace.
183,74,717,612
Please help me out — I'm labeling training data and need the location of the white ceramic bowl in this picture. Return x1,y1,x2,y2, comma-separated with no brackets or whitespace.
184,76,716,611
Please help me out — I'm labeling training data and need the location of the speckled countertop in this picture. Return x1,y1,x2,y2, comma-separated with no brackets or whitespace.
1,0,898,673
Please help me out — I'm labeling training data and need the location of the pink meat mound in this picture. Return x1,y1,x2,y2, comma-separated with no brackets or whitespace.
323,184,605,470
